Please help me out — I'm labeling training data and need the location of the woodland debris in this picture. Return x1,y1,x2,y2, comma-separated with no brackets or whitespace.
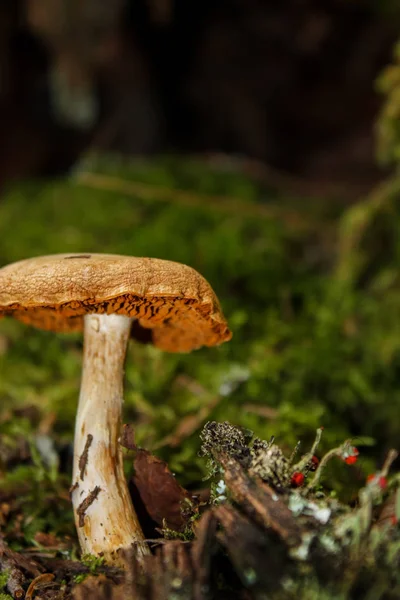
130,449,194,531
25,573,55,600
217,451,302,547
0,537,42,599
78,434,93,481
1,422,399,599
76,486,101,527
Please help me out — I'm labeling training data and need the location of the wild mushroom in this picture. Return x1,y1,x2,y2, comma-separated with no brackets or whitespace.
0,253,231,563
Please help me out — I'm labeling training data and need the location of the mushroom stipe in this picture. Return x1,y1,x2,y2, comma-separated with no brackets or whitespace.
0,254,231,565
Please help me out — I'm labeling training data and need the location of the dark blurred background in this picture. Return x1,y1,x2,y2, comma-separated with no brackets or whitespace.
1,0,398,194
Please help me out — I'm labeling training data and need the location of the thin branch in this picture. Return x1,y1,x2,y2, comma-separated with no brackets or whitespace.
75,171,323,233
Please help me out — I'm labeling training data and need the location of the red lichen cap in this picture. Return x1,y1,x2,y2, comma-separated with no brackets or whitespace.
342,446,359,465
367,474,388,490
0,253,232,352
291,472,305,487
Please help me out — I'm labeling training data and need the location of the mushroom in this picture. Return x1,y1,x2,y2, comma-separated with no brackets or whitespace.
0,253,231,563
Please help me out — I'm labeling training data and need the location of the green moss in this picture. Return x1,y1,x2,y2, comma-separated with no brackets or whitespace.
0,572,12,600
0,573,9,591
0,154,399,500
73,573,87,584
81,554,105,573
0,411,74,549
71,555,106,584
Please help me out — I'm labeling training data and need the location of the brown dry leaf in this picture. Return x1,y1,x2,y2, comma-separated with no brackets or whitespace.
131,449,192,531
119,423,136,451
25,573,55,600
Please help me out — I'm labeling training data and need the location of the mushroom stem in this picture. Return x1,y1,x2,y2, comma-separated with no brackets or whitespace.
71,313,149,562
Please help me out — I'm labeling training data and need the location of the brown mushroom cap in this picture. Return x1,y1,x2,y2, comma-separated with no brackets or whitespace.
0,253,231,352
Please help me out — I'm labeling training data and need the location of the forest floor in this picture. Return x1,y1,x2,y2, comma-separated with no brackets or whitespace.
0,156,400,598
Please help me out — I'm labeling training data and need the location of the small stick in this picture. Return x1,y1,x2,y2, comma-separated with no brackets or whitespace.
79,434,93,481
69,481,79,496
77,486,101,527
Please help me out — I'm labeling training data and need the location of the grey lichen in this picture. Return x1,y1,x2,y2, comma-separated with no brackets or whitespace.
198,421,400,598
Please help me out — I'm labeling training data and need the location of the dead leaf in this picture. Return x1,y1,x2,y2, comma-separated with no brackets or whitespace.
119,424,137,451
25,573,55,600
131,450,192,531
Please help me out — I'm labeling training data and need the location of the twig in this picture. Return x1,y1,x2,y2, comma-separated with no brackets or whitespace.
217,451,302,547
79,434,93,481
77,486,101,527
243,404,279,420
0,538,41,599
153,395,220,450
75,171,323,233
191,512,217,600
